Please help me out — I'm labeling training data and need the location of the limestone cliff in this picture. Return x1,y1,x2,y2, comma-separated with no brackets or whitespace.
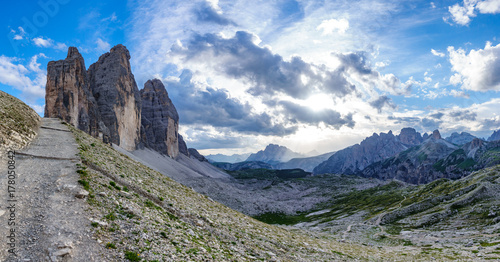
140,79,180,158
44,47,100,137
88,44,142,151
45,45,196,158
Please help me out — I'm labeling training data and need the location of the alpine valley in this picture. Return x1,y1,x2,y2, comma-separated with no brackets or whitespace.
1,44,500,261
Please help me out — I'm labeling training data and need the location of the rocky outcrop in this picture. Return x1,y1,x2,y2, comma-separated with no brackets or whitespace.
398,128,423,146
140,79,180,158
431,129,441,140
188,148,208,162
88,44,142,151
246,144,303,164
488,129,500,141
45,45,193,156
44,47,100,137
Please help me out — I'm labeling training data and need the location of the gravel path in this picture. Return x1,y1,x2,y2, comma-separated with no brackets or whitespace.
0,118,104,261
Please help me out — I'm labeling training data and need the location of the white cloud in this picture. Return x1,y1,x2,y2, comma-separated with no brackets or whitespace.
317,18,349,35
450,89,470,98
431,2,437,9
54,43,68,51
449,73,462,85
33,37,53,48
447,0,500,26
476,0,500,13
96,38,111,52
448,42,500,91
0,55,46,103
431,49,445,57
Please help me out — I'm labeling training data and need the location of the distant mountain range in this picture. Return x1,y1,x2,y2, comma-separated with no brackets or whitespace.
246,144,304,164
206,153,251,163
211,128,500,185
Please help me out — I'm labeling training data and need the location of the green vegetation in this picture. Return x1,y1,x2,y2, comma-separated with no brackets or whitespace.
78,180,90,191
124,251,141,261
227,168,310,180
106,242,117,249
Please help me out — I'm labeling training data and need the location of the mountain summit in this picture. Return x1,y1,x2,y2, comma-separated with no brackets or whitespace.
314,128,424,175
246,144,303,164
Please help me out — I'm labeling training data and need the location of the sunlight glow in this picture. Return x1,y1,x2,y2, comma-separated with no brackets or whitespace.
304,94,333,111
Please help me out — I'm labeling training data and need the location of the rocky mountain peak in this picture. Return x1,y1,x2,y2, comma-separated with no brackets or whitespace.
141,78,185,158
398,127,423,146
445,132,477,145
45,46,100,137
432,129,442,140
488,129,500,141
247,144,302,164
45,45,198,160
88,44,142,151
67,46,82,59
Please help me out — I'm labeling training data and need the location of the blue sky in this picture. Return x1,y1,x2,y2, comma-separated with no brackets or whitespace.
1,0,500,155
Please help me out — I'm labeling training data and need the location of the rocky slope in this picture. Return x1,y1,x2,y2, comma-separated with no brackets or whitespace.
361,131,500,184
489,129,500,141
68,124,414,261
314,128,424,175
0,91,40,152
246,144,303,164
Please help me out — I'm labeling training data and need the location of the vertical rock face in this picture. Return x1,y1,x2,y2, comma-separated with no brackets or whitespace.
44,47,99,136
88,44,142,151
178,134,189,157
140,79,180,158
398,128,423,146
45,45,197,158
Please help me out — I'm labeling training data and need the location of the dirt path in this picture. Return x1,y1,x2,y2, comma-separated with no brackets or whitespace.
0,118,104,261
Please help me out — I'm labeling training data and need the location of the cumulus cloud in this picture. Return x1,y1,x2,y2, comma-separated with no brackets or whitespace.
448,42,500,91
278,100,355,129
447,0,500,26
33,37,53,48
334,52,408,95
0,55,46,103
431,49,445,57
317,18,349,35
194,1,236,26
429,112,445,119
171,31,358,99
448,109,477,121
164,70,297,136
369,95,397,113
